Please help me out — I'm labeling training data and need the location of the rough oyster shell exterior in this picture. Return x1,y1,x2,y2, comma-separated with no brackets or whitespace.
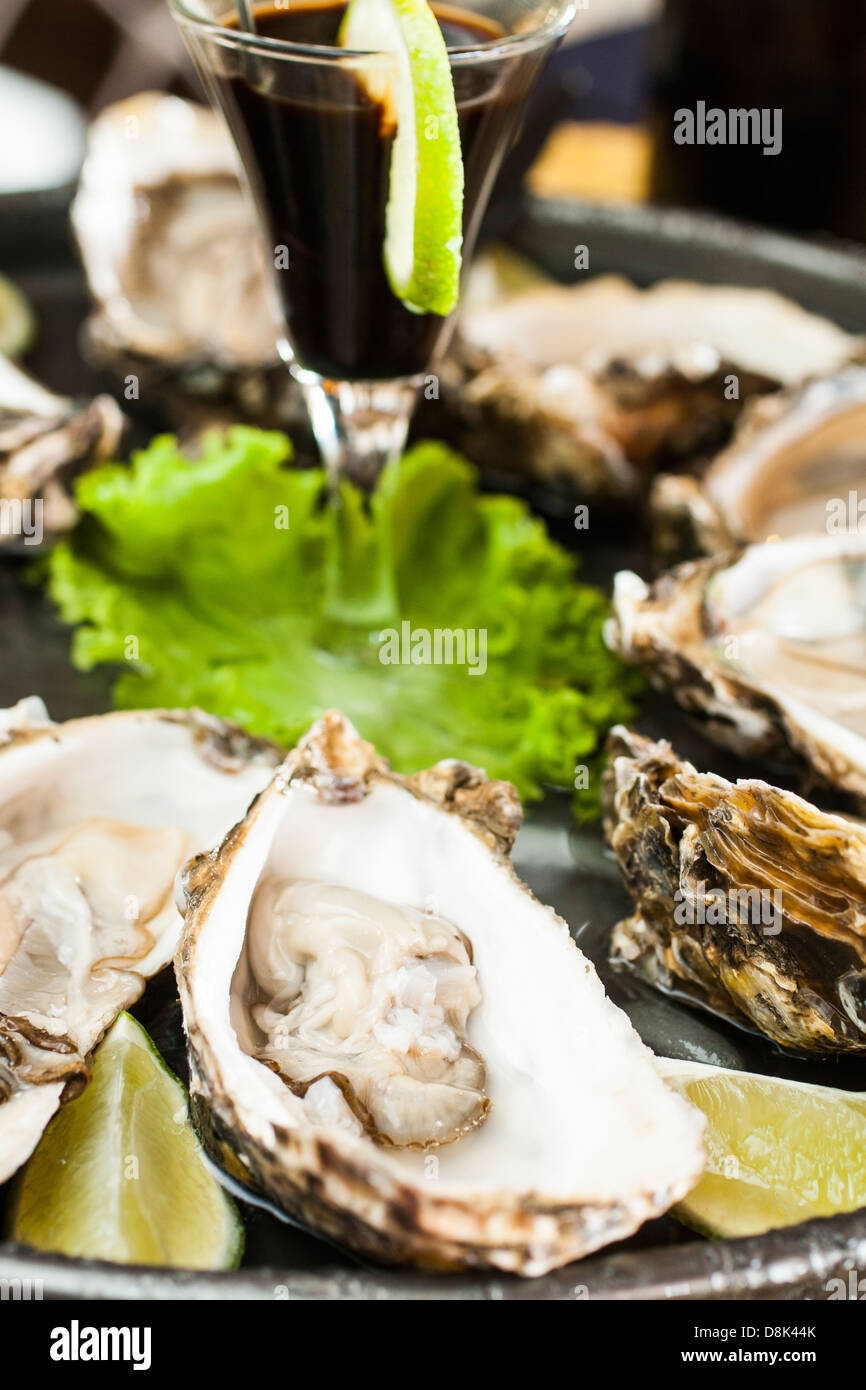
0,358,124,551
444,277,861,501
604,726,866,1053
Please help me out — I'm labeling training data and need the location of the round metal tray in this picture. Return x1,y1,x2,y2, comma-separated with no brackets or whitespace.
3,196,866,1299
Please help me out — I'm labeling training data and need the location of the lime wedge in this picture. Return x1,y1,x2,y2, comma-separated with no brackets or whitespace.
8,1013,243,1270
0,276,35,358
340,0,464,316
660,1058,866,1239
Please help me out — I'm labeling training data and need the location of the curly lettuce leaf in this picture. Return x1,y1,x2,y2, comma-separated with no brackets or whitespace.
41,428,642,807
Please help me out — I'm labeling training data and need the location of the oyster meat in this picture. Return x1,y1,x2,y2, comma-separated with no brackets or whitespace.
653,366,866,559
605,726,866,1054
445,276,862,501
607,531,866,810
0,356,124,550
177,711,704,1276
245,880,488,1148
0,699,279,1181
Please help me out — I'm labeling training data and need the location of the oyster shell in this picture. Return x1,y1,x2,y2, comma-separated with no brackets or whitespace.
604,726,866,1054
0,356,124,550
0,698,280,1181
176,711,704,1276
653,367,866,559
446,277,862,501
71,93,287,420
607,532,866,810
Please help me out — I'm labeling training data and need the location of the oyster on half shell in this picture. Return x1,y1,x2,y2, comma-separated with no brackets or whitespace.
71,93,289,425
176,711,704,1276
0,699,279,1182
653,367,866,559
72,92,276,372
605,727,866,1054
607,532,866,810
445,277,862,502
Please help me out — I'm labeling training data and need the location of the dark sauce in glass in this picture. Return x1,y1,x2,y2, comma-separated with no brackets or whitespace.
207,1,544,379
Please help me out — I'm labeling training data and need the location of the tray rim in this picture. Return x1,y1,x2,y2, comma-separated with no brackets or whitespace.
3,1208,865,1300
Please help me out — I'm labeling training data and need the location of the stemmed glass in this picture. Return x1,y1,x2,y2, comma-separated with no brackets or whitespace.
168,0,577,488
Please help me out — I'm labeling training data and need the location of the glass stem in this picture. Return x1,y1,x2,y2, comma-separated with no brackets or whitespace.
294,369,420,492
294,368,421,626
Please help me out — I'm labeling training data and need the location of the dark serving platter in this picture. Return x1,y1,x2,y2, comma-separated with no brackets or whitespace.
3,196,866,1300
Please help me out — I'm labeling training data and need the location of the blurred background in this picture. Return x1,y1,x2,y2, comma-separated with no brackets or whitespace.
2,0,865,251
0,0,192,111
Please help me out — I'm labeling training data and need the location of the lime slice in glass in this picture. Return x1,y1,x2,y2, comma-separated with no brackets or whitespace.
339,0,464,316
0,276,35,358
661,1058,866,1239
8,1012,243,1270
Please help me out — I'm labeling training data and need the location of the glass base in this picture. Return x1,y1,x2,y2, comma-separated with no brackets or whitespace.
291,365,423,492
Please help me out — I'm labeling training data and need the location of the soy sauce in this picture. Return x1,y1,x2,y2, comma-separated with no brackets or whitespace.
209,1,543,379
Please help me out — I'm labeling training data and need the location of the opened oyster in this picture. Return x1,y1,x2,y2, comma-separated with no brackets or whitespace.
653,367,866,558
446,277,861,500
0,356,124,550
177,711,704,1276
605,726,866,1054
0,698,279,1182
71,93,289,422
608,532,866,809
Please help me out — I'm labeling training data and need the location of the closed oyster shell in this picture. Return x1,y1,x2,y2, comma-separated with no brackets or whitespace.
604,726,866,1054
0,699,280,1181
607,532,866,810
176,711,704,1276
